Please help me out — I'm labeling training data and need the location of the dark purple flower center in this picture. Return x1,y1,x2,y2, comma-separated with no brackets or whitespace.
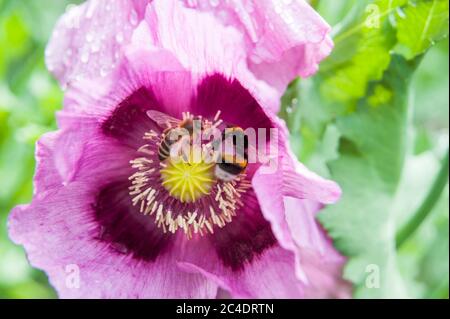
95,74,277,271
128,110,253,238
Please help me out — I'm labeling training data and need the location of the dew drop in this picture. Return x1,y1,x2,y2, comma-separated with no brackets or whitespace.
100,67,109,77
282,13,294,24
81,51,90,64
115,32,124,44
86,33,94,43
217,10,229,22
44,47,52,58
209,0,220,7
63,49,73,66
129,9,138,26
91,40,101,53
85,2,95,19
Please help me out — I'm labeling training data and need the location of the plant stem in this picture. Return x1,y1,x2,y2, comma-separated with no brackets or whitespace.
396,148,449,249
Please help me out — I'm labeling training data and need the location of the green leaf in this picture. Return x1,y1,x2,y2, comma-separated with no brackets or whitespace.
318,56,419,298
395,0,450,60
319,0,408,103
412,39,449,143
335,58,417,189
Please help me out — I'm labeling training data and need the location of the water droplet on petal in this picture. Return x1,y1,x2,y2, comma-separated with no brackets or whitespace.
45,47,52,58
209,0,220,7
81,51,90,64
100,67,109,77
91,41,101,53
63,49,73,66
86,33,94,43
115,32,124,44
85,3,95,19
282,13,294,24
129,9,138,26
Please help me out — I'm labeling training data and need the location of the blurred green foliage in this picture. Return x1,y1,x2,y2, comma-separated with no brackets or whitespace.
0,0,79,298
0,0,448,299
281,0,449,298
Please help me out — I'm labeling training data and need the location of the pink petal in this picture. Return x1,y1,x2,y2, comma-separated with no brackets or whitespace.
179,243,306,298
8,125,217,299
280,123,342,204
180,240,349,299
45,0,150,88
281,152,342,205
62,52,193,120
252,169,347,288
32,131,63,196
48,0,281,113
145,0,246,76
143,0,281,113
249,129,348,297
53,125,87,185
9,202,216,298
251,168,297,253
284,198,351,298
181,0,333,93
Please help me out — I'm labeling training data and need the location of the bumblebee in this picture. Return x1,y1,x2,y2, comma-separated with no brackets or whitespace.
147,110,201,162
214,127,249,182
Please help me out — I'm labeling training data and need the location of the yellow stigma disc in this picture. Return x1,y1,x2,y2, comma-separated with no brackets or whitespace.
160,153,215,203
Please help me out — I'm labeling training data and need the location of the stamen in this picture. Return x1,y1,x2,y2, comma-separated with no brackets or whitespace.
214,110,221,122
128,111,251,239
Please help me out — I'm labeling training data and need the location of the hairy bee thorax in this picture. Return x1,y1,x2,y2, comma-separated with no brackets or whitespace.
128,111,251,238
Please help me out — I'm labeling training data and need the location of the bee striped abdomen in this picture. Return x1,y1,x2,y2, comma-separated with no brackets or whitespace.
158,129,178,162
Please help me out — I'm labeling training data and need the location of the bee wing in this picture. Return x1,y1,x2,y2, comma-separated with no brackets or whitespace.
147,110,180,128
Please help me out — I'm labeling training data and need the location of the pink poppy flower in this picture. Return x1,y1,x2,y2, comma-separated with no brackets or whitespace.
9,0,349,298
